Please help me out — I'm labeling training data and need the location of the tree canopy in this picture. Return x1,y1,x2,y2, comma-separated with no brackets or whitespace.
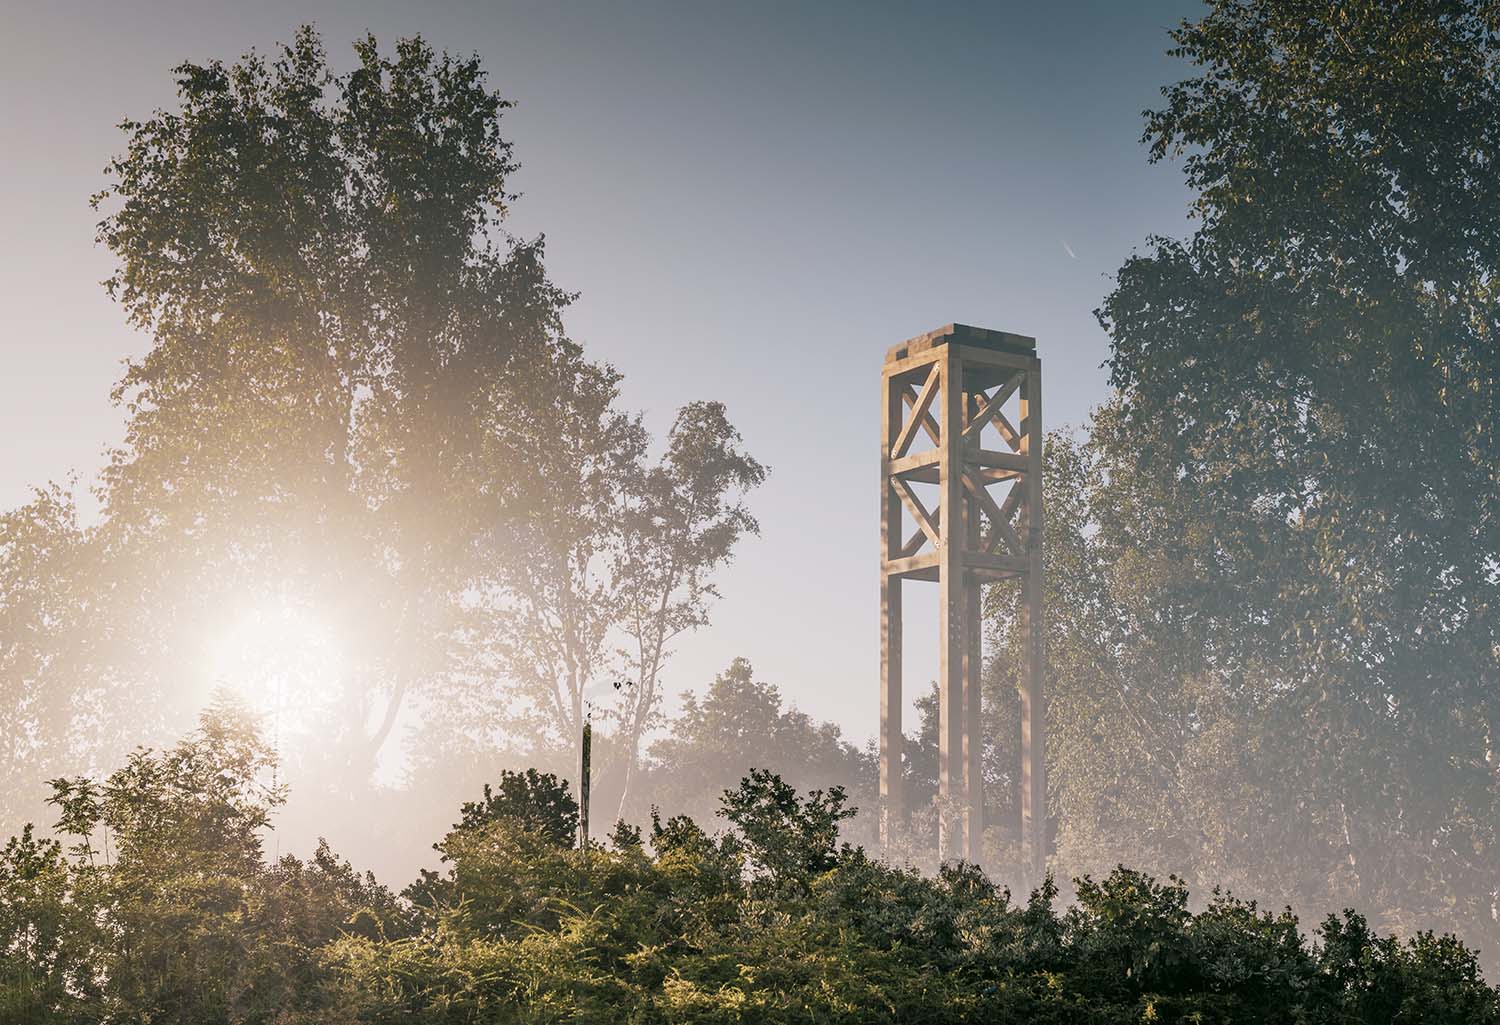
992,0,1500,965
0,26,763,877
640,657,872,830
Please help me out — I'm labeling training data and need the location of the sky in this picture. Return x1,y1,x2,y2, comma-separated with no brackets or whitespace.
1,0,1199,751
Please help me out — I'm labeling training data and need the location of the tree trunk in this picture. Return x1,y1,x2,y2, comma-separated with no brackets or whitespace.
615,724,643,824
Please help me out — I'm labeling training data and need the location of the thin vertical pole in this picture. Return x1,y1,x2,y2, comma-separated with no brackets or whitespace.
937,348,966,861
1019,363,1046,881
577,711,592,849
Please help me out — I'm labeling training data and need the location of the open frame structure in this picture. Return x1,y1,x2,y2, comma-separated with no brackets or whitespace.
879,323,1045,874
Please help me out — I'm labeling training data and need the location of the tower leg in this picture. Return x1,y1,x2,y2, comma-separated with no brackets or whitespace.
937,349,968,862
879,572,902,848
1019,370,1046,882
963,494,984,860
879,369,905,850
1020,589,1044,880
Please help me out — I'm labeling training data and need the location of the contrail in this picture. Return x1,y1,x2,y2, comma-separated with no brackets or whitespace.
1061,238,1078,260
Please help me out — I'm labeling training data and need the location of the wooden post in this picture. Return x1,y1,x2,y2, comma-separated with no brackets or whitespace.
879,370,904,848
880,324,1044,870
937,347,966,861
1019,372,1046,882
577,711,592,849
963,398,984,858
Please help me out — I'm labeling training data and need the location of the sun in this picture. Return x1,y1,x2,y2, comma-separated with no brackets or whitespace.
205,598,348,747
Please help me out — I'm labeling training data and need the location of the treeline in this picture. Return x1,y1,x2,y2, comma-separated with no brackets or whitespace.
4,707,1496,1024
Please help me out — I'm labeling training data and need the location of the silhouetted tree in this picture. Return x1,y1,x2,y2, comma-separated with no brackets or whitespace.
720,768,853,893
1005,0,1500,963
611,402,766,820
87,28,575,796
453,769,578,848
642,657,871,829
485,400,764,783
0,485,97,833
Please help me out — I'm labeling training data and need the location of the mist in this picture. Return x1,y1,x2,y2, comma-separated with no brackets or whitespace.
4,3,1500,1020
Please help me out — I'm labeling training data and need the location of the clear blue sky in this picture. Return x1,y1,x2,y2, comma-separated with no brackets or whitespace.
1,0,1200,745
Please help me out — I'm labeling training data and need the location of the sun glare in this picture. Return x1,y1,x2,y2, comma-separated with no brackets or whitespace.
205,600,348,747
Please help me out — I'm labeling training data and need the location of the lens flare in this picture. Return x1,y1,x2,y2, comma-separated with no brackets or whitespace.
205,599,347,746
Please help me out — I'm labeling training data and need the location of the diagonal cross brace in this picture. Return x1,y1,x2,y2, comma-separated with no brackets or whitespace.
962,471,1023,554
893,477,941,550
962,374,1022,443
892,363,942,458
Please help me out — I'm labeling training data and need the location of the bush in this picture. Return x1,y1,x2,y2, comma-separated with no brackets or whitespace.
2,731,1496,1023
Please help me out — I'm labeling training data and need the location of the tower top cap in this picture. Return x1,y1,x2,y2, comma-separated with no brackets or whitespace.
885,323,1036,364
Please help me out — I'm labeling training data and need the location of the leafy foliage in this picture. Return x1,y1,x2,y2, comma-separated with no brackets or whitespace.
452,769,579,848
1025,0,1500,963
2,722,1495,1023
1,705,404,1024
488,399,766,791
719,768,854,892
0,26,763,881
640,657,872,830
88,26,568,796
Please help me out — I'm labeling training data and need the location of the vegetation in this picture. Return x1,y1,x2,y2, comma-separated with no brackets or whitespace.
0,25,762,863
5,0,1500,1013
641,657,874,831
974,0,1500,963
2,710,1496,1024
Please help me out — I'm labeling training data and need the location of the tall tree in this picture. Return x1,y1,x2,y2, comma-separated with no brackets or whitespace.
484,357,646,753
611,402,766,819
642,657,871,831
484,398,764,799
0,486,106,839
89,27,576,794
0,27,769,872
1077,0,1500,953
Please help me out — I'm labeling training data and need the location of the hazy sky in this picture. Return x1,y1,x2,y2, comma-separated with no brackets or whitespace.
2,0,1199,747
